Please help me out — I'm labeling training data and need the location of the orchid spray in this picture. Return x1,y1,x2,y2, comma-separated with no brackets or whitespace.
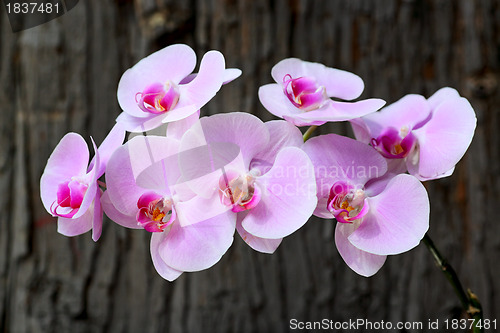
40,44,483,331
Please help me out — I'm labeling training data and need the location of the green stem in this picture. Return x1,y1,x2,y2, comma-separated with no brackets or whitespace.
422,233,483,333
303,125,318,142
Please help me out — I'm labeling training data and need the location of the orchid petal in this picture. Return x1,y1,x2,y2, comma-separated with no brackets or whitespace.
72,138,99,219
223,68,242,84
427,87,460,110
92,190,103,242
105,136,179,216
361,94,431,138
302,134,387,199
101,191,141,229
250,120,303,174
151,232,183,281
177,50,225,110
40,133,89,213
166,110,200,140
412,97,476,179
241,147,317,239
349,174,429,256
89,122,126,177
182,112,270,169
288,98,386,124
159,212,236,272
335,222,387,277
258,84,294,119
271,58,365,100
57,205,93,237
236,213,282,254
117,44,197,118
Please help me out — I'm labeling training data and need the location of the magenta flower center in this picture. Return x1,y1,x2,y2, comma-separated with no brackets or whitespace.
371,126,416,159
327,181,368,224
218,171,261,213
283,74,328,111
50,179,88,218
136,192,175,232
136,81,180,114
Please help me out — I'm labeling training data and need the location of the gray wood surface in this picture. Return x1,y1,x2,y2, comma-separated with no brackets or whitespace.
1,0,499,332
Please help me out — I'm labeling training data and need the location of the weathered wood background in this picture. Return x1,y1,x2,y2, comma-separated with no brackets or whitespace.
1,0,499,332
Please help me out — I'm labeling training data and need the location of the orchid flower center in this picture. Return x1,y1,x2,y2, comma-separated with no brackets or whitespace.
327,181,368,224
218,170,261,212
50,178,88,218
136,81,180,114
136,192,175,232
371,126,416,159
283,74,328,111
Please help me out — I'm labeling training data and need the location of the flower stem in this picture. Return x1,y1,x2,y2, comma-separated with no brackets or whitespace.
422,233,483,333
303,125,318,142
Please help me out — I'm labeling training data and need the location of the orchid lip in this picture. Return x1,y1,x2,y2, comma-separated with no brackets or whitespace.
218,170,261,212
50,179,89,218
327,181,368,223
136,192,176,232
283,74,328,111
371,126,417,159
136,81,180,114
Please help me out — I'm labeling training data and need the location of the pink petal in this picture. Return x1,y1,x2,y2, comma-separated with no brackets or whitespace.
89,122,126,177
166,110,200,140
177,50,225,111
361,94,431,138
236,213,282,254
182,112,270,169
349,174,429,255
241,147,317,239
174,190,233,227
412,97,476,179
289,98,386,123
105,136,179,216
223,68,242,84
40,133,89,213
250,120,303,174
116,111,169,133
92,190,103,242
57,205,93,237
101,191,141,229
271,58,365,100
72,138,100,219
159,212,236,272
258,84,296,119
151,232,183,281
302,134,387,199
117,44,197,118
427,87,459,110
349,118,373,144
179,68,241,85
335,222,387,277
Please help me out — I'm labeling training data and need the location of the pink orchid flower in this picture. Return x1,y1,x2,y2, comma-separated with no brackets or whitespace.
116,44,241,132
101,135,236,281
258,58,386,126
351,87,477,180
178,112,317,254
40,123,125,241
303,134,429,276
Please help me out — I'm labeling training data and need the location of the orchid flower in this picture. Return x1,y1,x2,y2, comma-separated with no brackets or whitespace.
101,135,236,281
116,44,241,132
258,58,386,126
178,112,317,254
350,87,477,180
40,123,125,241
303,134,429,276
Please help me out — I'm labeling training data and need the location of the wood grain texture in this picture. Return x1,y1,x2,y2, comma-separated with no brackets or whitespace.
1,0,499,332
